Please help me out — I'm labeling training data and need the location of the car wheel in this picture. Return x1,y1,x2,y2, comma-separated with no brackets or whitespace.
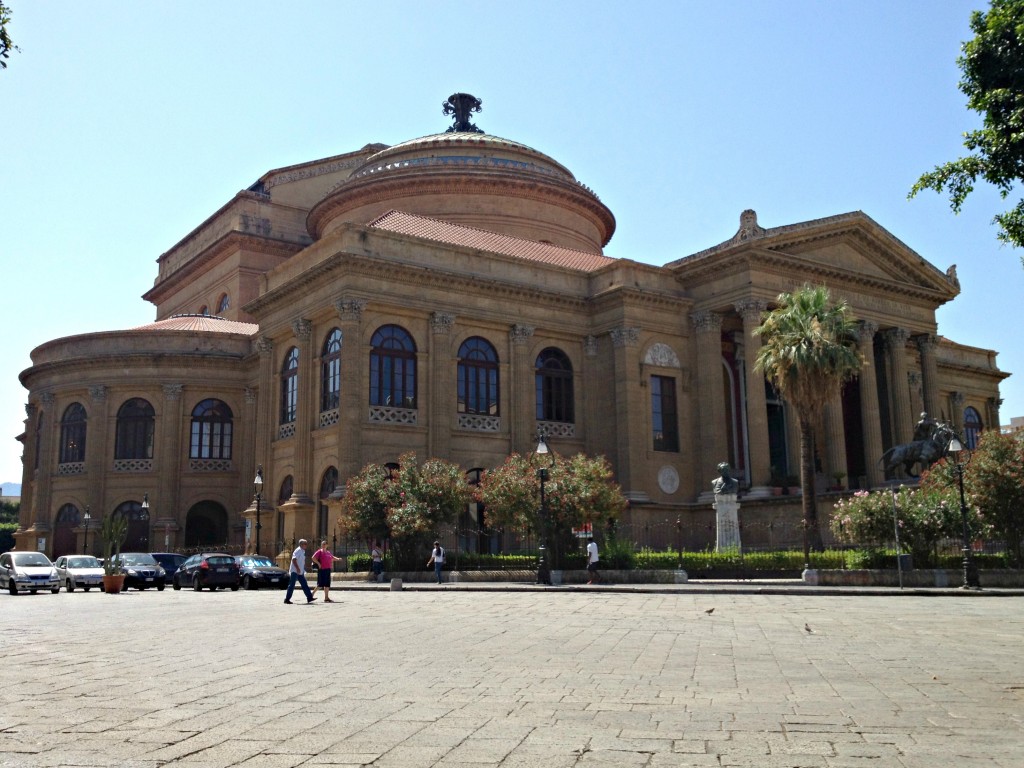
193,575,202,592
244,575,254,590
157,583,165,591
66,579,75,593
84,587,91,592
230,584,239,591
51,587,60,594
172,577,181,591
8,581,17,595
30,590,37,595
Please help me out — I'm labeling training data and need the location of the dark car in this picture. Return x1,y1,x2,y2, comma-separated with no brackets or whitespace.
117,553,167,590
173,553,240,591
150,552,186,581
235,555,288,590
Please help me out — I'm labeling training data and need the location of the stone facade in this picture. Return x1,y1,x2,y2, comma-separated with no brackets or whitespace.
15,104,1009,559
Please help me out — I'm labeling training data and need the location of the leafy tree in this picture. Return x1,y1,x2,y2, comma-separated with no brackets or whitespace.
478,452,627,569
964,429,1024,565
909,0,1024,260
337,452,471,569
0,2,19,70
754,284,862,560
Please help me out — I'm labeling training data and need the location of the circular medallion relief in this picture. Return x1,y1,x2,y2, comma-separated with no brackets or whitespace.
657,466,680,495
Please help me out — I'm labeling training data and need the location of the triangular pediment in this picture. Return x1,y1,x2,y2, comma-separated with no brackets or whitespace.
671,210,960,302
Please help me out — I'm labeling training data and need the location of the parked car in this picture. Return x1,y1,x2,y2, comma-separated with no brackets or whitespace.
117,553,167,590
235,555,289,590
173,553,240,591
149,552,186,581
54,554,104,592
0,551,61,595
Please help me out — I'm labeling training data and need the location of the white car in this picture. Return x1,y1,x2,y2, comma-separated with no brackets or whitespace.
54,554,104,592
0,551,61,595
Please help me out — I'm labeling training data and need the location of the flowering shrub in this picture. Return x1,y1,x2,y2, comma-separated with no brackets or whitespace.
964,430,1024,566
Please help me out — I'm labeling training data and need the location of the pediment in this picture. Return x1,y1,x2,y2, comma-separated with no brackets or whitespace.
672,210,960,302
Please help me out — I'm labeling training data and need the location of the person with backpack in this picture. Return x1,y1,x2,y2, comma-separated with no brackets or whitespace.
427,541,445,584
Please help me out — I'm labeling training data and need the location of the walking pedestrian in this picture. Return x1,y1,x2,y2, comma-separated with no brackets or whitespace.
370,543,384,583
427,541,445,584
284,539,316,604
586,537,602,584
310,540,342,602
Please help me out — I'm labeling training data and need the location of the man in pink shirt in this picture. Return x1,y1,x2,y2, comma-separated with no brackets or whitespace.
311,540,342,603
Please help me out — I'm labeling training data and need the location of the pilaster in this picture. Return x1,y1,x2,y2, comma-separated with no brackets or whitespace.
159,383,184,549
610,327,642,495
429,312,456,458
85,386,109,526
335,299,366,480
510,324,535,455
290,318,315,506
691,311,727,499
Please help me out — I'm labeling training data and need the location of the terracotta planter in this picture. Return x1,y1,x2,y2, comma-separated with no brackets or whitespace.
771,487,784,496
102,574,126,594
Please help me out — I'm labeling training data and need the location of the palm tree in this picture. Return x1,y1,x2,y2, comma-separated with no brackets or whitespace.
754,284,862,565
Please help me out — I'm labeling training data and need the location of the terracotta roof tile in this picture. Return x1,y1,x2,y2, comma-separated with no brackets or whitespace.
131,315,259,335
368,210,614,272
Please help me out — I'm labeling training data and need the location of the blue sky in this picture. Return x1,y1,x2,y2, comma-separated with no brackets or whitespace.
2,0,1023,486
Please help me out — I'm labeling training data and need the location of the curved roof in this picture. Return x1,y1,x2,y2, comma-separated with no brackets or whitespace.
131,315,259,335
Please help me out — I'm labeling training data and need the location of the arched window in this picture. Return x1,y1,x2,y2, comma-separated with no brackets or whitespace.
535,348,574,423
199,305,209,316
280,347,299,425
318,467,338,537
216,293,230,314
964,406,983,449
321,328,342,412
59,403,87,464
189,399,233,459
115,398,155,460
458,337,499,415
370,325,417,408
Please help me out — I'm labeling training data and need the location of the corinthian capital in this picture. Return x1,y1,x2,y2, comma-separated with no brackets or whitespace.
334,298,366,323
690,310,722,334
610,327,640,348
734,299,767,324
914,333,939,353
292,318,312,341
509,324,534,345
882,327,909,348
857,320,878,342
430,312,455,335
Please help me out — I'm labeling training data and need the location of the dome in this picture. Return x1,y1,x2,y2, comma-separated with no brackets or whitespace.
307,97,615,253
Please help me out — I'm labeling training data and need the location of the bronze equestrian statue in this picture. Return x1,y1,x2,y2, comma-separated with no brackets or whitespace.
879,413,957,478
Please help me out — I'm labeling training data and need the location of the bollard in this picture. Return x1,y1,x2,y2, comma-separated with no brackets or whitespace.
390,578,403,591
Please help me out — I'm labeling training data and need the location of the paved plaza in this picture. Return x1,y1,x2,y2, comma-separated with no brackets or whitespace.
1,586,1022,767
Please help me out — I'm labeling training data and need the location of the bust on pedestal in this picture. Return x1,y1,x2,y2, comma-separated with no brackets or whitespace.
712,462,742,552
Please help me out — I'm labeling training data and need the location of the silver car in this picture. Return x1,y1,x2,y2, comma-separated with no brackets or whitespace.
54,554,104,592
0,551,61,595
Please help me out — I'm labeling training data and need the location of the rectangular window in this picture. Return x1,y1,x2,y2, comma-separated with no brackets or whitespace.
652,375,679,452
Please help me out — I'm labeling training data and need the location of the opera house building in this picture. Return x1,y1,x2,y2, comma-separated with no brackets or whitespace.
14,95,1008,558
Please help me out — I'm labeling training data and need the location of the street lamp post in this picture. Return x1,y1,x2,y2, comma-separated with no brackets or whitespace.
946,437,981,590
140,493,150,550
531,429,555,586
676,516,683,569
254,465,264,556
83,505,91,555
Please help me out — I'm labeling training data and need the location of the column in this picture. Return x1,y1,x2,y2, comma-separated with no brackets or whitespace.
28,393,58,549
856,321,885,487
335,299,365,480
429,312,455,459
883,328,913,446
289,318,315,513
915,334,942,419
735,299,771,494
86,386,109,520
582,335,599,455
611,327,642,496
158,384,184,549
691,311,727,500
822,386,847,485
510,324,535,455
950,391,965,432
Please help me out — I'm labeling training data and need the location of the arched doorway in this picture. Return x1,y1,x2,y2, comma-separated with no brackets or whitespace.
53,504,80,559
112,500,150,552
185,501,229,548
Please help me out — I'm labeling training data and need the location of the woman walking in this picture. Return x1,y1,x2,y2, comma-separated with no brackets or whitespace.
310,540,342,602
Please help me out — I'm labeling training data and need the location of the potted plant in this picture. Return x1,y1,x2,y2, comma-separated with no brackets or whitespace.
769,467,785,496
99,512,128,594
830,471,847,492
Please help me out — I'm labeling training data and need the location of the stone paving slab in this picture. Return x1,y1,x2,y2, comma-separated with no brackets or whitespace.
0,588,1022,767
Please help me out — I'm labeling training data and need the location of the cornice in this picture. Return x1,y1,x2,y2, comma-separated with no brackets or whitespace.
143,232,304,304
588,285,690,314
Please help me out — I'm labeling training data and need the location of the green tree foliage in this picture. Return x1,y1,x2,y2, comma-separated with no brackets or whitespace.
754,284,862,555
0,2,19,70
964,429,1024,565
909,0,1024,259
477,452,627,569
337,452,471,569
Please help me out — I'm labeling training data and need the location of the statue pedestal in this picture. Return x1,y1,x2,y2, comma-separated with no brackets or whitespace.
713,493,741,551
